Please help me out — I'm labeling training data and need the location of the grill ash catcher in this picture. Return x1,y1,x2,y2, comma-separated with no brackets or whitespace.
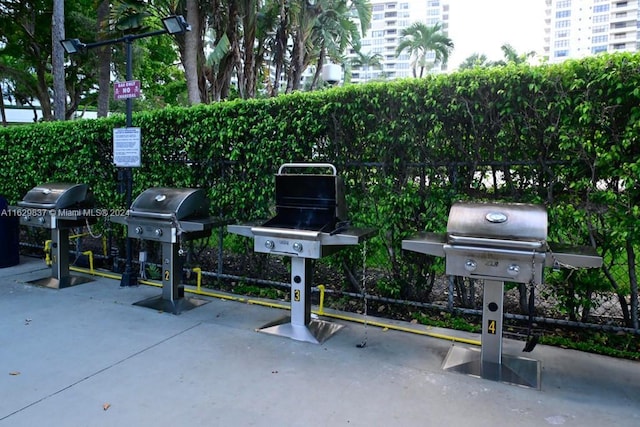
228,163,376,344
111,187,228,314
402,201,602,389
12,183,96,288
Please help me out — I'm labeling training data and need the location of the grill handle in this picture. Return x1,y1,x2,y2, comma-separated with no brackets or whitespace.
128,210,174,220
448,235,545,249
278,163,336,176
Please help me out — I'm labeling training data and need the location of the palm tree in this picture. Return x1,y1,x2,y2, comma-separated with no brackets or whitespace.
497,43,536,66
350,50,382,82
458,53,489,70
307,0,372,90
395,22,453,78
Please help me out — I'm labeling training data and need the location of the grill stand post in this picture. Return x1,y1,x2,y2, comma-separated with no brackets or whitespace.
442,280,541,389
133,242,207,314
29,227,93,289
257,257,343,344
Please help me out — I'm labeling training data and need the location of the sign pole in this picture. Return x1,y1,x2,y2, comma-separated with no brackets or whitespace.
120,37,137,287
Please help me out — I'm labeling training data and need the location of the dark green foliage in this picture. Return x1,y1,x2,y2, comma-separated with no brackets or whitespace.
2,53,640,327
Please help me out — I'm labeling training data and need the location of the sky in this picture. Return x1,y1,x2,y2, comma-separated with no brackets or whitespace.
446,0,547,69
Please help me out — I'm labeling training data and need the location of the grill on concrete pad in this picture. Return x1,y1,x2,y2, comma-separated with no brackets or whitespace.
111,187,227,314
13,182,95,288
228,163,376,344
402,201,602,389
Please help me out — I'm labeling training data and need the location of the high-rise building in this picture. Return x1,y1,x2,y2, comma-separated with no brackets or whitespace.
544,0,640,63
349,0,450,83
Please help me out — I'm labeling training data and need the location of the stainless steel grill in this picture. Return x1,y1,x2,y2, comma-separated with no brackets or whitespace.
402,201,602,389
12,182,95,288
228,163,375,343
111,187,227,314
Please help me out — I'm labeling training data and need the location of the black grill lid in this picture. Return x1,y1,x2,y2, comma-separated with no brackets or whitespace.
129,188,209,220
18,183,90,209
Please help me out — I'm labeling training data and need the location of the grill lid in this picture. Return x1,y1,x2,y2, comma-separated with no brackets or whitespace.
18,183,91,209
129,187,209,220
447,202,547,245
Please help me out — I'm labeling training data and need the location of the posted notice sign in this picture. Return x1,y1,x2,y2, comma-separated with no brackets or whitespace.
113,127,141,167
114,80,141,100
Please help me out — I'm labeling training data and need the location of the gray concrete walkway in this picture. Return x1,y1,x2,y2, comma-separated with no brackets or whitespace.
1,256,639,426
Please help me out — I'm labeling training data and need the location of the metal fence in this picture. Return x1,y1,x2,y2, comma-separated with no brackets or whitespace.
17,157,640,336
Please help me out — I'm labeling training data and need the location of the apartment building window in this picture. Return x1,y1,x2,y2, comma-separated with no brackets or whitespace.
556,30,570,38
373,4,384,11
398,19,409,26
400,3,409,9
613,43,626,49
386,29,397,35
554,49,569,57
592,45,608,53
612,22,627,28
428,0,440,6
594,5,610,12
371,30,384,37
556,10,571,18
427,18,439,25
557,0,571,7
592,35,608,43
386,3,396,9
387,21,397,26
556,19,571,28
555,40,569,48
593,14,609,23
614,12,627,18
385,11,397,18
373,13,383,20
615,1,628,8
614,33,627,39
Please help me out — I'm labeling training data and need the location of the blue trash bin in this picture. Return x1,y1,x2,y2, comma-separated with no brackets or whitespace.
0,196,20,267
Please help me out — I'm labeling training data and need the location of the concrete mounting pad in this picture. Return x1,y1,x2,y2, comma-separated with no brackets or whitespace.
0,256,639,426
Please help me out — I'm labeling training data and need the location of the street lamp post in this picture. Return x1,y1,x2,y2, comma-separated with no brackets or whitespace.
62,15,190,287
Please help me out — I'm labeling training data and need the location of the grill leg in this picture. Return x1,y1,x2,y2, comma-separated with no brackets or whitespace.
133,241,207,314
481,280,504,366
442,279,541,389
50,227,71,288
162,242,183,312
257,256,343,344
290,257,313,327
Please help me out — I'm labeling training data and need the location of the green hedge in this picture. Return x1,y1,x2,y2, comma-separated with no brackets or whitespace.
2,53,639,327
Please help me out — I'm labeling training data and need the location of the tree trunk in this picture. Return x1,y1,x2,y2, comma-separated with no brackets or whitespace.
184,0,202,105
52,0,65,121
96,0,111,118
0,86,7,126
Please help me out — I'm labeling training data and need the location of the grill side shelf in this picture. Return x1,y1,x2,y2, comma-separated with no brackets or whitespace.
401,232,446,257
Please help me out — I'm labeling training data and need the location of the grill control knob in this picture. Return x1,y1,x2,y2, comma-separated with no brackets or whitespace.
507,264,520,276
292,242,304,253
464,259,477,272
135,226,143,235
154,228,163,237
264,240,275,250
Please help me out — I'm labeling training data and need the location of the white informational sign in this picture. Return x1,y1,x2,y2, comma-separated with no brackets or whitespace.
113,127,141,167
